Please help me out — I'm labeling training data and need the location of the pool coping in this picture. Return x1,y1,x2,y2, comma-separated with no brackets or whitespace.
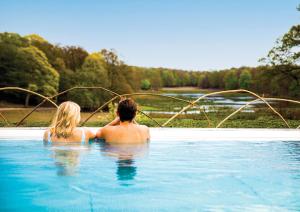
0,128,299,142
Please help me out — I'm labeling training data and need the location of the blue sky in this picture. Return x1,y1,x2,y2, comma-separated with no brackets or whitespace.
0,0,299,70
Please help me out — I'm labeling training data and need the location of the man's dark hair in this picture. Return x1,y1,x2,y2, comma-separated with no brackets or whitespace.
117,98,137,122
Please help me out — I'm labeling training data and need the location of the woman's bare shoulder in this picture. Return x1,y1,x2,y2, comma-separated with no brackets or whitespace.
83,127,96,139
43,129,50,141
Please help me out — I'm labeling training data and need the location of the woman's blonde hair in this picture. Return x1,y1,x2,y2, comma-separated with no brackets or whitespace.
50,101,81,138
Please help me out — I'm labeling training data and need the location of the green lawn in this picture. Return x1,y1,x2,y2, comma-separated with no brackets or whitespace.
0,108,299,128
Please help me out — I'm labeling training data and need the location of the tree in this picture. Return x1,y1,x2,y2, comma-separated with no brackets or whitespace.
101,49,133,93
197,73,210,88
190,71,200,86
239,70,252,89
16,46,59,103
224,70,239,89
161,70,175,87
207,71,220,88
0,40,59,105
261,25,300,65
142,68,162,90
259,6,300,96
141,79,151,90
121,65,141,91
67,52,110,109
260,26,300,89
62,46,89,71
0,32,29,47
25,34,65,71
25,83,38,107
0,33,59,92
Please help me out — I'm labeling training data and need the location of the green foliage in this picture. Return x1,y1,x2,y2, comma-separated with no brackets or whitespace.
101,49,133,94
140,68,162,90
0,35,59,104
258,6,300,97
62,46,89,70
224,70,239,89
141,79,151,90
1,30,300,110
289,80,300,97
2,110,298,128
28,83,38,92
17,46,59,96
261,25,300,66
108,102,117,120
63,53,110,109
239,70,252,89
197,74,209,88
122,65,141,91
190,71,200,86
161,70,176,87
0,32,29,47
26,34,65,71
25,34,48,43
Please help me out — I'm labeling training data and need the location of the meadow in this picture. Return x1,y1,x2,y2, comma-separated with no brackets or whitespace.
1,88,299,128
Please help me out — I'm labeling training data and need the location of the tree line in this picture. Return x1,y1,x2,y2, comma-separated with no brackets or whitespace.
0,25,299,110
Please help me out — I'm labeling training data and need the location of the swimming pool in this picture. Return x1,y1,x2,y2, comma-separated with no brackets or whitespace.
1,128,300,211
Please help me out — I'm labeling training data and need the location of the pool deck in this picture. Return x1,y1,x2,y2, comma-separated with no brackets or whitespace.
0,128,299,142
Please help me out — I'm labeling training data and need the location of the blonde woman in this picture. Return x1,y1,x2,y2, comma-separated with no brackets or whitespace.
43,101,95,143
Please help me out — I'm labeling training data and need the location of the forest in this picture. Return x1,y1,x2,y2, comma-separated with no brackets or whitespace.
0,23,299,110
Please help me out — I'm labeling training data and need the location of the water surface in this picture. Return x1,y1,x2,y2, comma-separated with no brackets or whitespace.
1,139,300,211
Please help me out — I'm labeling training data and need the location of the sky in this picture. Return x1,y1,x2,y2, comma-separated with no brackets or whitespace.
0,0,299,70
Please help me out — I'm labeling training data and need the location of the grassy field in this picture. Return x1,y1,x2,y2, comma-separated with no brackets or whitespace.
0,87,299,128
0,108,110,127
0,107,299,128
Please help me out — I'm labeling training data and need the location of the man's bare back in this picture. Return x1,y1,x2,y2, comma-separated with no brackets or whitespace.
97,120,149,144
96,99,150,144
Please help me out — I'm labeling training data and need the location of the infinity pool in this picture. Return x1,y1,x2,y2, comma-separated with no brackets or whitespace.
1,128,300,211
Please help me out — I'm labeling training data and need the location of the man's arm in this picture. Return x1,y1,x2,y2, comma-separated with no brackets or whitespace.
105,117,120,127
96,117,120,138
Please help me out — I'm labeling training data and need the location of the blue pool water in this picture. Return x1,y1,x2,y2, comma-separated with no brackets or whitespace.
1,135,300,211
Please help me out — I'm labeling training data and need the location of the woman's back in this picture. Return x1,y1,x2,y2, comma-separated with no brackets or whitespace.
43,101,95,144
44,128,86,144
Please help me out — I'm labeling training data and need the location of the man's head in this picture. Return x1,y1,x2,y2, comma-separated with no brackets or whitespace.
117,98,137,122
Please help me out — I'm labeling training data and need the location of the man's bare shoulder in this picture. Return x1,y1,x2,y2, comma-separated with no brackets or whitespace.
136,124,149,135
137,124,150,140
102,125,117,133
137,124,149,130
97,125,115,138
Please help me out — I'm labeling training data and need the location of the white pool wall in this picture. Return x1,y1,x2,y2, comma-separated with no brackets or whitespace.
0,128,299,142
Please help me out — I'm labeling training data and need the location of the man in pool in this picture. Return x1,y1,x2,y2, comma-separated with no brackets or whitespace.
96,98,150,143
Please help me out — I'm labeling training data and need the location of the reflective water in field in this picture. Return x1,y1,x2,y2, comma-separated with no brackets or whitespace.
1,138,300,211
143,93,261,114
164,92,255,106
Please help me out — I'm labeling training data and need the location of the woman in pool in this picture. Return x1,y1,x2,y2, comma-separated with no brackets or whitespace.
43,101,95,143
